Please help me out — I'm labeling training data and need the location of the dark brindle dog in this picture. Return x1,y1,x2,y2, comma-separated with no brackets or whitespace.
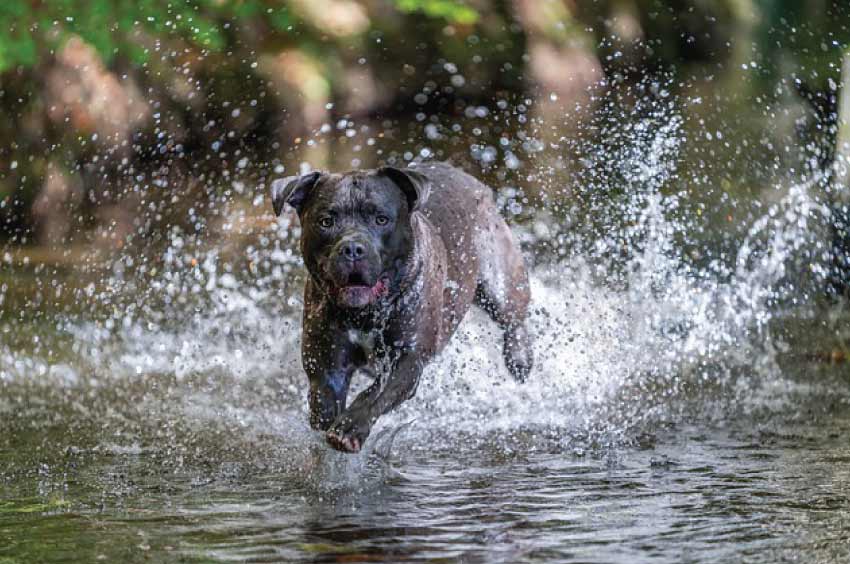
271,162,532,453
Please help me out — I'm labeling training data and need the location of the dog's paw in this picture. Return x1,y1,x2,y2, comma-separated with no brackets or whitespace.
326,414,371,454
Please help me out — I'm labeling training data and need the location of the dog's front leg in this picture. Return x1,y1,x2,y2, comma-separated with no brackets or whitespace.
325,353,424,453
301,307,365,432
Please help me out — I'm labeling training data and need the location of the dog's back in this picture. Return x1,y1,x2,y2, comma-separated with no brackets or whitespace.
411,164,530,382
413,162,496,334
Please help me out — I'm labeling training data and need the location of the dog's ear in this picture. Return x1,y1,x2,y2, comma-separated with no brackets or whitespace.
378,167,431,213
270,171,323,216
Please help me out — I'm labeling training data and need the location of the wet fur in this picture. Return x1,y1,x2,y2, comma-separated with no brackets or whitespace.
272,162,532,453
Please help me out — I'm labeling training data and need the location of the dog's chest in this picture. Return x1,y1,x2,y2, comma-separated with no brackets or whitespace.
347,329,377,354
347,328,398,376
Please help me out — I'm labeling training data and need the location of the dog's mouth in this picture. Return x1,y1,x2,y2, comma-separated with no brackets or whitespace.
334,272,389,308
345,271,369,287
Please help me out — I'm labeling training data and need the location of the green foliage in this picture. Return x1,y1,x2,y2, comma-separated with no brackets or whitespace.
394,0,478,24
0,0,245,71
0,0,479,74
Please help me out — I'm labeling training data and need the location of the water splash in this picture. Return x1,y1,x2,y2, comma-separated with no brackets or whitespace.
1,89,835,462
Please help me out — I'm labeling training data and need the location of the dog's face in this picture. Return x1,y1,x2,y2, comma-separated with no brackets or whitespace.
272,167,430,309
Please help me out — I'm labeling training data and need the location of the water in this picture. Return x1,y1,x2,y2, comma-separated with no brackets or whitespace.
2,362,849,562
2,82,849,562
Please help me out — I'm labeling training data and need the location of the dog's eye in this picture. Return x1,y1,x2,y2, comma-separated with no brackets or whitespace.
375,215,390,226
318,216,334,228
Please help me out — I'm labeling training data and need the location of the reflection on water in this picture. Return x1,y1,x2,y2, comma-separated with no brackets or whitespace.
1,366,849,562
1,81,850,562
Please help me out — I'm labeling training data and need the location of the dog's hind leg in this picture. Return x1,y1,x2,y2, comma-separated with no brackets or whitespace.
473,217,533,382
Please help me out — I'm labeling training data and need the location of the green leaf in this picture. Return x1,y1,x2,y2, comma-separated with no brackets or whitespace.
395,0,479,24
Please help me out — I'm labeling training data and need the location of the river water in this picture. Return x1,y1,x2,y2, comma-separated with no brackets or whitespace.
1,80,849,562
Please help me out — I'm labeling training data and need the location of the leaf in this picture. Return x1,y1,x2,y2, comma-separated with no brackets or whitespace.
395,0,479,24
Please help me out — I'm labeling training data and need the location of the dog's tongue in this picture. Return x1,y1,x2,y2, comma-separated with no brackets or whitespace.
338,278,387,307
370,278,388,297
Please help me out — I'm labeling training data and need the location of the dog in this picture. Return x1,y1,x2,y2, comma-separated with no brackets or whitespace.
271,162,532,453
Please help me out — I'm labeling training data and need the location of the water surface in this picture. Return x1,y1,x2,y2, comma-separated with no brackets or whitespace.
2,84,850,563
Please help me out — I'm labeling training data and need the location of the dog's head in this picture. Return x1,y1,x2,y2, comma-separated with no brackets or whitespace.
271,167,430,309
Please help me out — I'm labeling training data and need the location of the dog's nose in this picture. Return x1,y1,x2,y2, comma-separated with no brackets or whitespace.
339,240,366,261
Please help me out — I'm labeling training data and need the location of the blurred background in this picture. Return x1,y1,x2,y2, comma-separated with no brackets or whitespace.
0,0,849,317
2,1,848,390
2,5,850,561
